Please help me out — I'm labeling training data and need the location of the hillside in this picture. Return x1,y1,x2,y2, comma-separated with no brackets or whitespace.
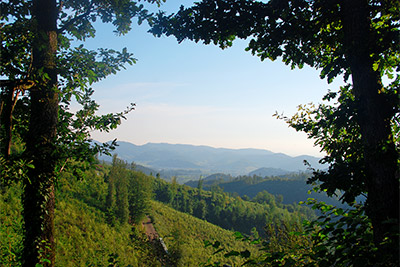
1,162,263,266
2,157,372,267
98,141,324,180
248,167,291,177
0,172,160,267
150,201,261,266
185,173,346,208
152,177,315,237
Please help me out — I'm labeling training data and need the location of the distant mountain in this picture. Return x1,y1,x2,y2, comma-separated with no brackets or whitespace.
158,169,203,182
248,167,291,177
204,173,233,182
98,141,323,177
185,173,234,187
133,164,156,176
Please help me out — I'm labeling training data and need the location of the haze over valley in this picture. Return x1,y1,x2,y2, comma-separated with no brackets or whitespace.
98,141,324,181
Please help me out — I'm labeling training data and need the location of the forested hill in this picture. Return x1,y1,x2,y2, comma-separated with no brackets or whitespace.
185,173,346,208
1,160,263,266
97,141,323,177
1,156,375,266
152,175,315,237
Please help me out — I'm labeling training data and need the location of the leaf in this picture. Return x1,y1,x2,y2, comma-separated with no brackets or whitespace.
372,61,379,71
233,231,244,239
26,163,35,169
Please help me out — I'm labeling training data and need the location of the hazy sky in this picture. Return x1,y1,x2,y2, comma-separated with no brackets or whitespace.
83,1,344,157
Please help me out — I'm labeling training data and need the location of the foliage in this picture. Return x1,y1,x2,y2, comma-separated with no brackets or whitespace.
0,157,33,186
276,86,367,203
106,155,130,225
128,164,153,224
186,172,347,210
1,0,165,264
277,85,399,261
55,166,159,267
153,177,314,238
301,200,375,266
55,199,140,267
0,0,144,179
151,0,399,83
150,0,400,262
200,221,312,266
271,199,398,266
203,199,399,267
0,184,23,266
150,200,261,266
0,163,160,267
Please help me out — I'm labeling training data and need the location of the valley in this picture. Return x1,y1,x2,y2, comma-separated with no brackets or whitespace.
98,141,325,182
1,155,318,266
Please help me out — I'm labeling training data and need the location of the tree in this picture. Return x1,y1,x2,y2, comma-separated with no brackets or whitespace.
197,176,204,199
115,163,129,225
106,155,129,225
127,168,153,224
193,199,207,219
106,166,117,226
150,0,399,259
1,0,164,265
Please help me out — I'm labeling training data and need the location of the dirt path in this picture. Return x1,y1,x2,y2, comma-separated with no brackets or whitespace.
141,215,171,265
142,215,159,241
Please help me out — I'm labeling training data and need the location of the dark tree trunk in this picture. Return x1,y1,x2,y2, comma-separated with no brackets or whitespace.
0,80,33,157
23,0,58,266
341,0,399,255
1,86,16,157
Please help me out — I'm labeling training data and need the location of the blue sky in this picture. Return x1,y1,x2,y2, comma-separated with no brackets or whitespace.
83,1,344,157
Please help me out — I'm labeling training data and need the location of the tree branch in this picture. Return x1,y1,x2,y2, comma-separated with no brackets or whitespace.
0,79,35,91
57,2,94,33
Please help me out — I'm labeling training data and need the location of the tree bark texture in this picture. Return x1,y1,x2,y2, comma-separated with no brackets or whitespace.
341,0,399,251
23,0,58,266
0,86,17,157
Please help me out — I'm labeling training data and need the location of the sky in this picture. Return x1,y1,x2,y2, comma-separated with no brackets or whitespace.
82,1,345,157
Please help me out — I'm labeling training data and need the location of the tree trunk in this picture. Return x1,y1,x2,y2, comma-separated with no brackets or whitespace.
23,0,58,266
341,0,399,254
1,86,15,157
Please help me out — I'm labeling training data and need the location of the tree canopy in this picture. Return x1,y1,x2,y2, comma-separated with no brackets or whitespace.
1,0,164,265
150,0,399,262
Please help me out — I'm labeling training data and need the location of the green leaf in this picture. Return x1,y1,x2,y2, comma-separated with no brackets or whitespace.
233,231,244,239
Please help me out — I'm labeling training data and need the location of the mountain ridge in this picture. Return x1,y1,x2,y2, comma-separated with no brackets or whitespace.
98,141,323,177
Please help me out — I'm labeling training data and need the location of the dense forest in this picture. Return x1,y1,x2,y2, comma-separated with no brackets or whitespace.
185,172,350,208
153,175,315,236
